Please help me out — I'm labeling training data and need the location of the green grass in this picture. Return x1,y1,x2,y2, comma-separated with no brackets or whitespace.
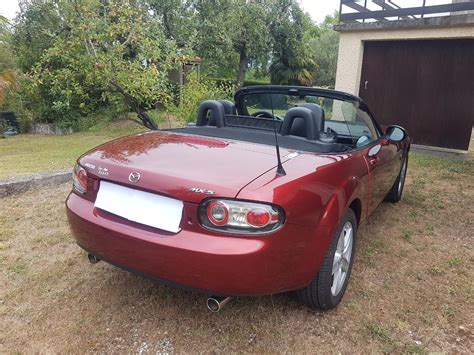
0,121,146,180
410,153,474,176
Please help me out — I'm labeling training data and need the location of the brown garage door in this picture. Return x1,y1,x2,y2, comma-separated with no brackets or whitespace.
359,39,474,150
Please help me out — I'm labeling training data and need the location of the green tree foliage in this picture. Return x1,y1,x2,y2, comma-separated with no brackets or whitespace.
148,0,197,47
193,0,271,87
5,0,341,130
165,73,234,123
309,13,339,87
13,0,183,129
12,0,63,72
269,0,317,86
0,15,17,105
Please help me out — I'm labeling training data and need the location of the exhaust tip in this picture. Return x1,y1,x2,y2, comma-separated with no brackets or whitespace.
207,298,221,312
206,296,231,312
87,253,100,264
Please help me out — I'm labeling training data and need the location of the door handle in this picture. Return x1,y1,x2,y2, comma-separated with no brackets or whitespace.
369,156,380,166
364,80,368,90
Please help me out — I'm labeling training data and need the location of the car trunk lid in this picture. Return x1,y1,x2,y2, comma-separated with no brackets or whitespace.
79,131,292,204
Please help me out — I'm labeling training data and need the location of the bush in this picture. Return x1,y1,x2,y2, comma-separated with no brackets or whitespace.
165,74,234,123
243,79,271,86
208,77,271,87
0,88,35,133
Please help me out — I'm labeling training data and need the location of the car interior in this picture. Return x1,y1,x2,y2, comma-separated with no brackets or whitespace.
169,93,376,154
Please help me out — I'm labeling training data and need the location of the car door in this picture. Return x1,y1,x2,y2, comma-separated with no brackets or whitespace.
345,106,400,214
365,139,400,214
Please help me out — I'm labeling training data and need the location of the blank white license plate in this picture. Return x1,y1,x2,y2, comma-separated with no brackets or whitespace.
95,181,183,233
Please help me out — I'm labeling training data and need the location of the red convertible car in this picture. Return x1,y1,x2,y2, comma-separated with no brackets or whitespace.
66,85,410,311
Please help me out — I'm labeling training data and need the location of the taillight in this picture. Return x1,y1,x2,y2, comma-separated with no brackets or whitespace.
207,201,229,226
72,164,88,194
199,199,284,234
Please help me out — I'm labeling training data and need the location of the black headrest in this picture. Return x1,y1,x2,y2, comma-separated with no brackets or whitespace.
280,107,318,140
196,100,225,128
297,103,325,132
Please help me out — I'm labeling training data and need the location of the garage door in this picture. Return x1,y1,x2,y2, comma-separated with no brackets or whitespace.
359,39,474,150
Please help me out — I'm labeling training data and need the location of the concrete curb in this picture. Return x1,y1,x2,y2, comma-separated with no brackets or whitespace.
0,169,71,198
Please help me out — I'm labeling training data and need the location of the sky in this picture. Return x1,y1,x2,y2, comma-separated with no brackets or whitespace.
1,0,340,23
0,0,450,24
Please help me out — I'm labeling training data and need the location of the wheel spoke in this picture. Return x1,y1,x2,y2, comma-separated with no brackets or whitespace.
341,258,349,273
337,231,344,252
343,227,352,254
333,251,342,268
331,266,342,295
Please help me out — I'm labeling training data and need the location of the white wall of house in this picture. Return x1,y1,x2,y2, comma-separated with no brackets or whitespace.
334,25,474,95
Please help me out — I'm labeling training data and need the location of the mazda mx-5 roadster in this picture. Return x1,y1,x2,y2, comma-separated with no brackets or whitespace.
66,85,410,311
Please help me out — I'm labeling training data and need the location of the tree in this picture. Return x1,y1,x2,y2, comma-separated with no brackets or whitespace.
309,12,339,87
14,0,183,129
194,0,272,86
12,0,64,72
269,0,317,86
148,0,197,47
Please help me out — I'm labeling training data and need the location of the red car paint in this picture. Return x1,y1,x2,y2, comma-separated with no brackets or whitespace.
66,127,409,296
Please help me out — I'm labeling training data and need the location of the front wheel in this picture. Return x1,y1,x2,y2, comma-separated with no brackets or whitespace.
297,209,357,310
385,156,408,203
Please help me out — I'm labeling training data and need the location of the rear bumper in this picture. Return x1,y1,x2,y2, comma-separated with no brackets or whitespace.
66,192,332,296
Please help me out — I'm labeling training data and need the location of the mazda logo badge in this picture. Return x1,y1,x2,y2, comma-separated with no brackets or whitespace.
128,172,141,183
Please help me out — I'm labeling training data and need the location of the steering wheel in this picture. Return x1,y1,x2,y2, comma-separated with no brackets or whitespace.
251,111,275,119
251,111,282,120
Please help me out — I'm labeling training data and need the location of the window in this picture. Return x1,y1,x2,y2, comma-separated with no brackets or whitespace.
325,100,379,147
239,91,380,149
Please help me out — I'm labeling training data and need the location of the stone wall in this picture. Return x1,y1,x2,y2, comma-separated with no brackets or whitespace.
31,123,73,135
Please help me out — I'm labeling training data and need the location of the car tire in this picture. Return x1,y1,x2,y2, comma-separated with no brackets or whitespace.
297,208,357,310
385,156,408,203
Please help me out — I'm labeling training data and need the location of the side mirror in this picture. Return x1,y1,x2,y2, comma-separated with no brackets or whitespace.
385,125,407,142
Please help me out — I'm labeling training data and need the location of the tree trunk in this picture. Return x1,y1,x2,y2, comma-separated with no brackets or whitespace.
109,81,158,130
236,48,248,88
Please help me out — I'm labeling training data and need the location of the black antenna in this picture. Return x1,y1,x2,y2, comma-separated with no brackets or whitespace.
269,92,286,176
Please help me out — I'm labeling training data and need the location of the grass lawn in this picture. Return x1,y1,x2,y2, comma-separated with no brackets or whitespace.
0,121,146,180
0,153,472,353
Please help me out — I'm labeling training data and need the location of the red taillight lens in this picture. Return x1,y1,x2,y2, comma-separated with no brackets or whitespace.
199,199,284,234
72,164,88,194
246,208,270,227
207,201,229,226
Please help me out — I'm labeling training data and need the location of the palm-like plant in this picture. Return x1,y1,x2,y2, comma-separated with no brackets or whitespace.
269,54,317,86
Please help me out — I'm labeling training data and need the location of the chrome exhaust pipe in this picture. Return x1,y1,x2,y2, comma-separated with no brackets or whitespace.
206,296,231,312
87,253,100,264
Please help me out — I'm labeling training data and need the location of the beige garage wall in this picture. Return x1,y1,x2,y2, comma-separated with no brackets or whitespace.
334,25,474,95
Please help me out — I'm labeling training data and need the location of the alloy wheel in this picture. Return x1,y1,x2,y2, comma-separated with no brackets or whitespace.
331,221,353,296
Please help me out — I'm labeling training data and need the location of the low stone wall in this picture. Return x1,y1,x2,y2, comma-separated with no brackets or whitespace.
0,170,71,198
31,123,73,135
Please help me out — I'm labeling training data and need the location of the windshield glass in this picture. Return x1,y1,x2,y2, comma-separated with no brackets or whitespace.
241,92,380,145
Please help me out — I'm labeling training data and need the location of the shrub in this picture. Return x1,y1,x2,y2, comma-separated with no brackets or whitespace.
208,77,271,87
165,74,234,123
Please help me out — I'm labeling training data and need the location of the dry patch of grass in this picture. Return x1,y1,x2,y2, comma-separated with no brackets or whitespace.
0,154,473,353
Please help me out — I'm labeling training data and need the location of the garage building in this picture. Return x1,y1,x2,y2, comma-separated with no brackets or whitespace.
334,0,474,151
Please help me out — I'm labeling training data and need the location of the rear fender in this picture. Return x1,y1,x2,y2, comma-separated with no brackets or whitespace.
299,175,366,283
